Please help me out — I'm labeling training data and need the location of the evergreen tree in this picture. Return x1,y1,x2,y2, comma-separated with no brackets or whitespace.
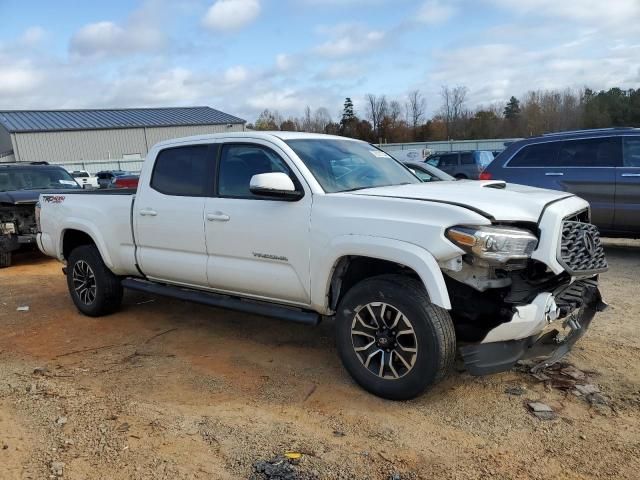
340,97,357,137
504,96,521,120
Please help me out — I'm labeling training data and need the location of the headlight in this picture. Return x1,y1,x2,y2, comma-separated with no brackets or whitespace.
446,225,538,266
1,222,16,235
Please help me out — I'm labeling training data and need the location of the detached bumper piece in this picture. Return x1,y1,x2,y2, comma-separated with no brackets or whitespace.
460,285,605,376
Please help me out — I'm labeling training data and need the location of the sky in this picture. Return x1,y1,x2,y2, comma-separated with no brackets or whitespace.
0,0,639,123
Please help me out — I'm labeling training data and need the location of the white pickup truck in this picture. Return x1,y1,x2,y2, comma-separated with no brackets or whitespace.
37,132,608,400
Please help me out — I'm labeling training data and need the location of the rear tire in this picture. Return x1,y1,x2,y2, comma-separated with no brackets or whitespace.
0,251,11,268
66,245,123,316
335,274,456,400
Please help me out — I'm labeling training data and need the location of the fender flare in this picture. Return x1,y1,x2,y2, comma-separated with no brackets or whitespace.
58,219,115,270
313,235,451,311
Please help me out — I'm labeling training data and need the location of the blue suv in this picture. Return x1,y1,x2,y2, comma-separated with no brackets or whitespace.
481,128,640,237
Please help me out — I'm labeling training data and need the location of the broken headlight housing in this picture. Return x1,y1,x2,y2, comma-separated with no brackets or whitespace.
1,222,16,235
446,225,538,266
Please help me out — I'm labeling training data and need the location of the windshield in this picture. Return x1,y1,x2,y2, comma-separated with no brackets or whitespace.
0,167,81,192
285,139,419,193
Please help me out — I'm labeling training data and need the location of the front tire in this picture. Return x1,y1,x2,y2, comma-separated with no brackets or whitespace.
335,274,456,400
66,245,123,316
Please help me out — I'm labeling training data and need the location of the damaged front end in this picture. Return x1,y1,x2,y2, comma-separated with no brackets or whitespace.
442,209,608,375
0,202,39,266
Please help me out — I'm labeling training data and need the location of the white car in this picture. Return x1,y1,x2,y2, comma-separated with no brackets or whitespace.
36,132,608,400
69,170,99,189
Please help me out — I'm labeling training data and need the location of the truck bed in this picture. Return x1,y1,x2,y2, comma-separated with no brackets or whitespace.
38,189,138,275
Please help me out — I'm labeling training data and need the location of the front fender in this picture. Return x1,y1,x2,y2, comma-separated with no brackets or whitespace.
312,235,451,312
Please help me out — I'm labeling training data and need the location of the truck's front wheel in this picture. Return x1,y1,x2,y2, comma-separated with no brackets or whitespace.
66,245,123,316
335,274,456,400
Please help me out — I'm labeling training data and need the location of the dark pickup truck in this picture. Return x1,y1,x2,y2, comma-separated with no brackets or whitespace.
0,163,81,267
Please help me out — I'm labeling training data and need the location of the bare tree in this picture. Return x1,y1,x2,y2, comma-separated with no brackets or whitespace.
313,107,332,133
302,105,313,132
440,85,468,139
406,90,426,131
388,100,403,126
365,94,388,138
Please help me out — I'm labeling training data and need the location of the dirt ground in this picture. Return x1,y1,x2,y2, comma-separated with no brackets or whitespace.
1,240,639,480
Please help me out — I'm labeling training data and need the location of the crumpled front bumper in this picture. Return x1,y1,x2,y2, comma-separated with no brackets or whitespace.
460,284,606,376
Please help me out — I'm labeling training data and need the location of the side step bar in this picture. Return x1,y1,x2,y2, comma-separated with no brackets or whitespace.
121,278,321,326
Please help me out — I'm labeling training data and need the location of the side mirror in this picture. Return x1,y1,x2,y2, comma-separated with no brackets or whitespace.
249,172,302,200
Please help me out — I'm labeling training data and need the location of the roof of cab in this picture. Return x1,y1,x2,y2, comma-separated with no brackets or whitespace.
152,131,363,149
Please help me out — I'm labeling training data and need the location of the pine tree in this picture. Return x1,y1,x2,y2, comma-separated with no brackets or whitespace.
340,97,356,136
504,96,521,120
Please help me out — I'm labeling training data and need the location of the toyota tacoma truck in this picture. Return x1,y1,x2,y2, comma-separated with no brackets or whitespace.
36,132,608,400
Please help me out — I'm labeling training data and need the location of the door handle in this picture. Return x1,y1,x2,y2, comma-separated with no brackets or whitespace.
207,212,230,222
139,209,157,217
621,173,640,177
545,172,564,176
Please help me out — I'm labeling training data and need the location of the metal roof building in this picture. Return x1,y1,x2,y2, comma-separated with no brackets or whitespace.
0,106,246,170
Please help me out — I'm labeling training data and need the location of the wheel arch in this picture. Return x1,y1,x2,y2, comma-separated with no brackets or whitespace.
314,236,451,313
60,225,114,269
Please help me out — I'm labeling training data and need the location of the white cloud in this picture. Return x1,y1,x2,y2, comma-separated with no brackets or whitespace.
0,63,41,95
315,61,366,81
314,25,386,58
19,26,46,46
487,0,640,34
416,0,456,25
223,65,249,83
275,53,293,71
69,16,164,58
202,0,261,32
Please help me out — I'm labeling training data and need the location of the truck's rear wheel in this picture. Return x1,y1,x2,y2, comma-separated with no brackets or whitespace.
66,245,123,316
0,251,11,268
335,274,455,400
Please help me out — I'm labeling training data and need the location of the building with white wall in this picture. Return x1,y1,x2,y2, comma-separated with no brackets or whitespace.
0,106,246,170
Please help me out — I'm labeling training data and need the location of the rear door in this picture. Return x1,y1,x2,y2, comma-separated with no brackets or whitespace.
614,136,640,233
500,138,617,230
134,144,216,287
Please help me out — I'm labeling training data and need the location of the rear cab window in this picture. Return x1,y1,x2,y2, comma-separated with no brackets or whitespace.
151,145,214,196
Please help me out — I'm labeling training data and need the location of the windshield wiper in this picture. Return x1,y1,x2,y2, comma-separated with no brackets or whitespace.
340,182,413,193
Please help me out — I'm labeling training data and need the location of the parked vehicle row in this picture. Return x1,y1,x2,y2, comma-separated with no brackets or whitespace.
37,131,607,400
69,170,99,189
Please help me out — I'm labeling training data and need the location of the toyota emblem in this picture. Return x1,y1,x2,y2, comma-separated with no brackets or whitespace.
582,231,596,256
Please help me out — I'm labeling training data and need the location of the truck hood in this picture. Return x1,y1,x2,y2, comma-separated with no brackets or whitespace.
0,189,76,205
348,180,574,223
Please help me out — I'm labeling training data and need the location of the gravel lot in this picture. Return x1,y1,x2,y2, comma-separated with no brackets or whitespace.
1,240,639,479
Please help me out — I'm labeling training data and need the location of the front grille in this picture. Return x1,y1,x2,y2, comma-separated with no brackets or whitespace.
554,278,598,315
558,221,607,275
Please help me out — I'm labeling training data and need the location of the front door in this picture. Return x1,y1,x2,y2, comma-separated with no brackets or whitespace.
614,137,640,234
204,142,312,305
134,144,216,287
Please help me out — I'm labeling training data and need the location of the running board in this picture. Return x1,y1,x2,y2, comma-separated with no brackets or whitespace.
121,278,321,326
